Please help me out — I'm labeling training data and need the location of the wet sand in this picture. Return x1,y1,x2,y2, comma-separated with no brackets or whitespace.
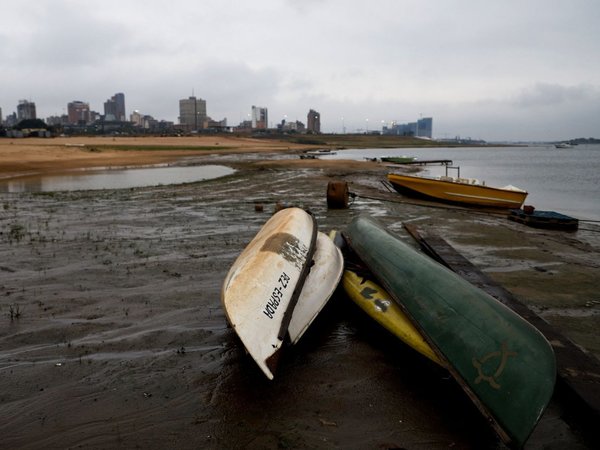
0,140,598,449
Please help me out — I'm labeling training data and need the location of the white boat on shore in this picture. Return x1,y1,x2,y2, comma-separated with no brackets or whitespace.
221,207,317,379
287,232,343,344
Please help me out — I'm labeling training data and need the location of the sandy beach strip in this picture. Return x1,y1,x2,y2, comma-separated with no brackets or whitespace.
0,135,317,178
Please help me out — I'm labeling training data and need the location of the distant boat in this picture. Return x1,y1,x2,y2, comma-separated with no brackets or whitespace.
387,171,528,208
304,149,337,156
381,156,416,164
554,143,573,149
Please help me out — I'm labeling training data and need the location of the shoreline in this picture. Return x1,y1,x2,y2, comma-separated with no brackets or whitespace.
1,136,598,448
0,135,319,179
0,134,491,179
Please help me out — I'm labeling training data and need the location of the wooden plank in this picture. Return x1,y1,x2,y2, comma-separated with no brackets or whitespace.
391,158,453,166
404,224,600,437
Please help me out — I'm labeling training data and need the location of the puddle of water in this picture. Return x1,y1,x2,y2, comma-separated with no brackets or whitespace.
0,165,235,192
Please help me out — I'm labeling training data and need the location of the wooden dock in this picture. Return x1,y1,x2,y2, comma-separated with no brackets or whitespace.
508,209,579,231
404,224,600,441
390,159,453,166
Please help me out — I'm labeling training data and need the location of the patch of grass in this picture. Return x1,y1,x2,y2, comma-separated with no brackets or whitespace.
8,224,26,242
9,303,23,320
32,192,57,198
290,138,327,145
93,145,234,152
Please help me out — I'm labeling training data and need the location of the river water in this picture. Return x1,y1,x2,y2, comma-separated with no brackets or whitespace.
323,144,600,222
0,164,235,193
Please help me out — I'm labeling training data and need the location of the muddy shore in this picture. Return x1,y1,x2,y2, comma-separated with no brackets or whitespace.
1,140,599,449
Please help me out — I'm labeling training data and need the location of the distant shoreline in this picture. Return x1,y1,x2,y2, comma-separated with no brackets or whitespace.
0,134,475,179
0,135,311,179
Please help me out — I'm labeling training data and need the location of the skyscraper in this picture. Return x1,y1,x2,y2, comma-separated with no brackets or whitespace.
68,101,91,125
382,117,433,138
179,96,207,131
251,105,268,130
104,93,126,121
17,100,36,121
416,117,433,138
307,109,321,133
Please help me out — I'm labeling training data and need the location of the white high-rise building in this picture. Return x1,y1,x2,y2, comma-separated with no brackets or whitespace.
251,105,268,130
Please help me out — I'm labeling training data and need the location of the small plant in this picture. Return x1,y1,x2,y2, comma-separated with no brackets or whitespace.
9,224,26,242
9,303,22,320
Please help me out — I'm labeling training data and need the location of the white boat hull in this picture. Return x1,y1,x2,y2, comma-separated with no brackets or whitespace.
221,207,317,380
288,232,343,344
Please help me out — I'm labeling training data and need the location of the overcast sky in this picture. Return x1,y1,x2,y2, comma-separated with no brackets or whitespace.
1,0,598,141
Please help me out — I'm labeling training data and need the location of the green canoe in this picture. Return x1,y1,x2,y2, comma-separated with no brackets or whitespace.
344,216,556,448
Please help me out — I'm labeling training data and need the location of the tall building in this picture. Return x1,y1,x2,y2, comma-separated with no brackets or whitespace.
130,110,159,129
179,96,207,131
251,105,268,130
278,120,305,133
67,101,91,125
416,117,433,138
383,117,433,138
0,107,3,124
307,109,321,133
104,93,126,121
17,100,36,121
4,112,17,127
130,110,144,127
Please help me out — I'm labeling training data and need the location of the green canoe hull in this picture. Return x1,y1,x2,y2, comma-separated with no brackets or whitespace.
345,216,556,448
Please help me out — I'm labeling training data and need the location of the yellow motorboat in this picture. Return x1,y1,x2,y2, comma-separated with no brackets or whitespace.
387,172,527,208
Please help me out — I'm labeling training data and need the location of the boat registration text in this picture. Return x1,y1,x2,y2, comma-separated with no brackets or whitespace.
263,272,291,319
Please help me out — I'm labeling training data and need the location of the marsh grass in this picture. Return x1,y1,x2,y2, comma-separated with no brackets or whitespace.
8,223,26,242
9,303,22,320
94,145,233,152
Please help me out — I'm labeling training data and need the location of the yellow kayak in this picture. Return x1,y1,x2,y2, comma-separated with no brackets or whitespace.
342,265,442,366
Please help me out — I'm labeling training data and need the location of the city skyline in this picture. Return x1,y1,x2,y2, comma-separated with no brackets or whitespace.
1,93,437,139
1,94,320,132
1,1,599,140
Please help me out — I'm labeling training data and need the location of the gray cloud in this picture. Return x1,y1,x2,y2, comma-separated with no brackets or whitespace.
1,0,599,140
4,5,124,67
513,83,599,108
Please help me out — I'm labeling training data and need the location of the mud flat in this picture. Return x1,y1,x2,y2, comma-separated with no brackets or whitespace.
0,149,598,449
